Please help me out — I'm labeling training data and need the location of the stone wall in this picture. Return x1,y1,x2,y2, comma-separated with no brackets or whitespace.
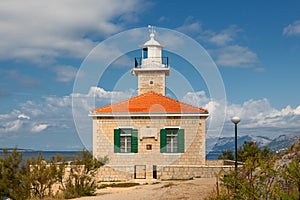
96,166,134,181
206,160,226,166
95,164,234,181
93,116,207,178
137,71,166,95
157,165,233,180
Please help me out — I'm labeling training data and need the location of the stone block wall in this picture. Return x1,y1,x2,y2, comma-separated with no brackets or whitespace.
95,164,234,181
157,165,233,180
93,116,206,170
96,166,134,181
138,71,166,95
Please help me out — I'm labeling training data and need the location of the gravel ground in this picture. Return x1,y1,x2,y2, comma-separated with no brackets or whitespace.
73,177,216,200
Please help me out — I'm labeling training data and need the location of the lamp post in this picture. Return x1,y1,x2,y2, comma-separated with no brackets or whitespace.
231,116,240,172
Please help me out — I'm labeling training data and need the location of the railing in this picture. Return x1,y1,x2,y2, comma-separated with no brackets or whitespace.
134,57,169,68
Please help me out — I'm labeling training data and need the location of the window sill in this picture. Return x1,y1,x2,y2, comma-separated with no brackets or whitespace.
162,153,182,156
116,153,135,155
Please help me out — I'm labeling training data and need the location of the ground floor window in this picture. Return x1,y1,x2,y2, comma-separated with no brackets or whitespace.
160,128,184,153
114,128,138,153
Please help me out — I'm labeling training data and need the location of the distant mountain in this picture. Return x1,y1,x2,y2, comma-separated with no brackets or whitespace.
207,132,300,155
267,132,300,152
208,135,272,153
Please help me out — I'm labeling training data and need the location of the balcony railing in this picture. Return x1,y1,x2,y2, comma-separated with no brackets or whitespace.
134,57,169,68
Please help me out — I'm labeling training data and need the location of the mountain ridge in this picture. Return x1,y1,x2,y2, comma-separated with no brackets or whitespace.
208,131,300,154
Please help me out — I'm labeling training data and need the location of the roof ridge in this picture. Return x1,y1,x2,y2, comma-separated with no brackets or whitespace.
91,91,208,113
145,92,207,112
91,92,151,113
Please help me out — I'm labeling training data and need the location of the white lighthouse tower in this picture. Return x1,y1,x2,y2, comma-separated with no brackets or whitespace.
131,26,170,96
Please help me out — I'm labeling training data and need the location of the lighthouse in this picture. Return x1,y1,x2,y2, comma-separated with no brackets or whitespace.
131,27,170,96
90,27,210,180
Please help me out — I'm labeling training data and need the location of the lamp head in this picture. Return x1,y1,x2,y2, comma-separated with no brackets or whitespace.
231,116,241,124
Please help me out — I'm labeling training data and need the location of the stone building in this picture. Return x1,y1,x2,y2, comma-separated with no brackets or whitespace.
89,31,220,180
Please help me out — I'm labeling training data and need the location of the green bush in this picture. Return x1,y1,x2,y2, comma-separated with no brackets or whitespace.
209,140,300,200
0,148,107,199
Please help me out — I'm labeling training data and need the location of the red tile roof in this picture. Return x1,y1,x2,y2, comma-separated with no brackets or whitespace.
91,92,208,114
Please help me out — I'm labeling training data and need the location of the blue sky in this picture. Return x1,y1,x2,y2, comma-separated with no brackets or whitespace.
0,0,300,150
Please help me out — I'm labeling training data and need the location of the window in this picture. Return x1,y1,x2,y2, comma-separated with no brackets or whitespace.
143,48,148,58
160,128,184,153
120,129,131,153
114,128,138,153
166,129,178,153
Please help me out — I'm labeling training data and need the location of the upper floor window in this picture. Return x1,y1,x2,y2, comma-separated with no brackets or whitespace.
114,128,138,153
160,128,184,153
143,48,148,59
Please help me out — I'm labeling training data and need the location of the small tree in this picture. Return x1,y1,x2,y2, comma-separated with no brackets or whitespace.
218,149,234,160
0,148,31,200
26,152,64,199
0,148,108,199
208,139,300,200
61,150,108,199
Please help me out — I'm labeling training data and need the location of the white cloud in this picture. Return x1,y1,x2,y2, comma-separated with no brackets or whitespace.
3,87,299,141
31,124,49,133
182,91,209,107
158,16,169,23
0,120,22,134
213,45,258,67
176,16,202,36
182,91,300,138
0,87,136,137
0,0,145,63
18,114,30,120
201,25,242,46
53,65,78,83
0,111,28,134
283,20,300,36
176,18,258,68
72,86,136,111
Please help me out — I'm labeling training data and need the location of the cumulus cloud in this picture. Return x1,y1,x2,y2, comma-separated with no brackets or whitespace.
2,86,299,141
31,124,49,133
53,65,78,83
176,18,259,68
0,87,136,137
18,114,30,120
176,17,202,35
182,91,300,138
283,20,300,36
0,0,146,63
213,45,258,67
0,120,22,134
182,91,209,107
72,86,136,111
0,111,29,134
158,16,169,23
200,25,242,46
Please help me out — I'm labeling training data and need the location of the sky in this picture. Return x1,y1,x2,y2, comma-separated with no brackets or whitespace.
0,0,300,150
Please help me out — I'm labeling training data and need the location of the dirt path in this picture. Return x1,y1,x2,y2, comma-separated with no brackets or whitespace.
74,178,216,200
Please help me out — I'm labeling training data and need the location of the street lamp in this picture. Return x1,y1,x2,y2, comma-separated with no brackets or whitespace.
231,116,240,172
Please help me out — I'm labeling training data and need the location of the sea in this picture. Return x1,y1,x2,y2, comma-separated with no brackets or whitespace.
0,150,79,162
0,150,221,162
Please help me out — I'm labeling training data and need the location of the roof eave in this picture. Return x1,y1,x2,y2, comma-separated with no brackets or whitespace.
89,112,209,117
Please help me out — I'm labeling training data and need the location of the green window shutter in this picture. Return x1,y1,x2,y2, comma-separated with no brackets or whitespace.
160,129,166,153
178,129,185,153
131,129,138,153
114,129,120,153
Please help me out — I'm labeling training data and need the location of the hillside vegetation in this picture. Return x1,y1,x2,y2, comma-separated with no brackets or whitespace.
0,150,107,199
208,137,300,199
